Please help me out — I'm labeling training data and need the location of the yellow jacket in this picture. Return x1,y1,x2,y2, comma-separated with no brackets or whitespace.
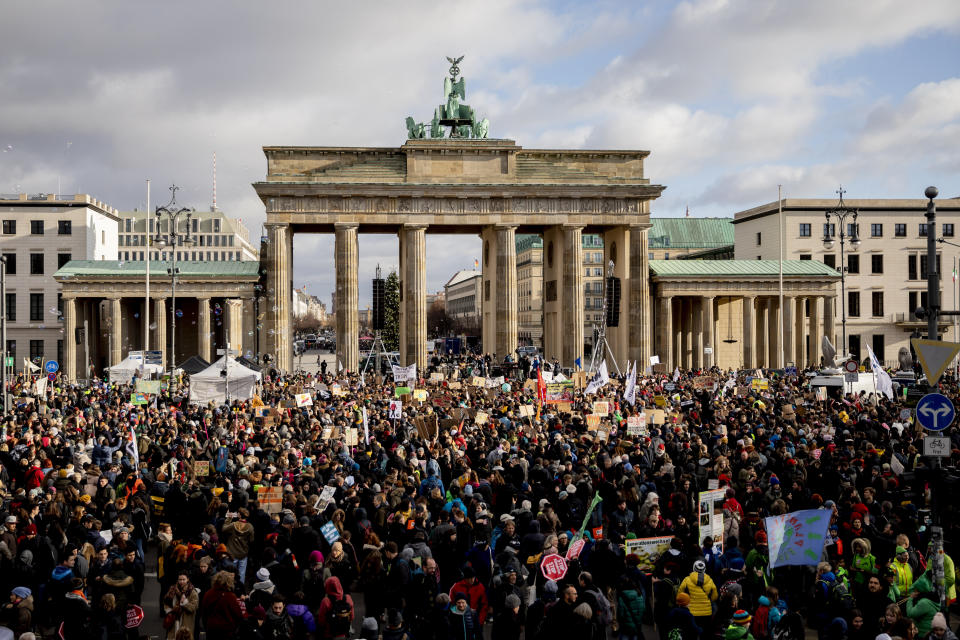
892,558,914,594
678,572,719,617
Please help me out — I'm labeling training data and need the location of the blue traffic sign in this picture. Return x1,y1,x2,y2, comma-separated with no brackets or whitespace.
916,393,955,432
44,360,59,374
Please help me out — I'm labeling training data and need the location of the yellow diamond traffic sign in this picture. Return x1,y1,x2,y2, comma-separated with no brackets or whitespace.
911,338,960,386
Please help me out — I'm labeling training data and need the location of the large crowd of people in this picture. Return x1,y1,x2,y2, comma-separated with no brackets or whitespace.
0,349,958,640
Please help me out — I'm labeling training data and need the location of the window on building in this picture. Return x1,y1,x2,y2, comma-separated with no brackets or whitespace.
1,220,15,235
849,334,861,363
870,223,883,237
213,218,221,233
847,223,858,238
823,254,836,269
848,254,859,274
895,223,906,237
871,254,883,274
124,219,132,232
823,222,836,238
6,340,14,360
191,218,198,233
29,293,43,321
149,219,155,233
594,297,602,309
57,253,71,269
57,339,63,366
799,254,812,260
848,291,860,317
945,223,955,237
30,220,43,235
872,334,885,364
909,254,917,280
910,291,919,319
57,293,63,315
799,223,811,237
664,253,670,260
228,236,234,247
872,291,884,317
919,254,942,280
756,232,762,245
235,252,240,261
2,253,15,275
58,220,72,235
29,253,43,275
214,235,221,247
4,293,14,321
29,340,43,363
919,223,928,237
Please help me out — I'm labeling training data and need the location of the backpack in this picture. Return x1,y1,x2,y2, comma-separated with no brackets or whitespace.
327,595,352,638
668,627,683,640
586,588,612,626
828,580,855,611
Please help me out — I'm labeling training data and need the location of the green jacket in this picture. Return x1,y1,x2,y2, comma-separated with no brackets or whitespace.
617,588,645,634
725,624,755,640
906,595,939,637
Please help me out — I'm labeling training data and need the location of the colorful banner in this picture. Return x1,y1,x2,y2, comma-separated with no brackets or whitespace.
624,535,674,571
693,375,717,391
135,380,161,394
765,509,831,568
545,381,574,403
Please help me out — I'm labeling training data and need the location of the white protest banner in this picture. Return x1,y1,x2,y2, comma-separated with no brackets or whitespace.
624,536,674,571
392,363,417,383
295,393,313,407
698,488,726,552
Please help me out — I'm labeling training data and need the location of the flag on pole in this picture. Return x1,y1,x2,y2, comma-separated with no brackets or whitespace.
866,344,894,400
624,361,638,406
575,356,582,370
536,367,547,404
572,492,603,542
673,367,681,382
585,361,610,395
337,359,343,373
362,407,370,444
125,426,139,470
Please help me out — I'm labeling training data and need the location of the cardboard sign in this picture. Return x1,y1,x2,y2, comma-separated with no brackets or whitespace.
430,372,445,382
593,401,610,415
585,414,601,430
751,378,769,391
413,389,428,402
345,428,358,446
295,393,313,407
331,384,347,397
649,409,665,424
626,414,646,435
596,427,610,442
194,460,210,477
653,395,666,408
693,375,717,391
135,380,161,394
471,376,485,387
448,381,462,390
519,405,534,417
556,402,572,414
475,411,489,425
257,486,283,514
389,400,403,419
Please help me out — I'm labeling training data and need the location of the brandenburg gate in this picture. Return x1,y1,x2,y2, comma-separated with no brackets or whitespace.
255,61,664,372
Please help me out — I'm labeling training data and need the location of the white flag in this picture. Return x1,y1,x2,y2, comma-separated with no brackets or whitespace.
624,361,638,406
585,361,610,395
673,367,681,382
125,426,139,470
338,359,343,372
392,363,417,383
362,407,370,444
865,345,894,400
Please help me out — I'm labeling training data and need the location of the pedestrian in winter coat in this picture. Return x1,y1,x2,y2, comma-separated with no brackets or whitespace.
616,576,646,640
667,593,702,640
492,593,524,640
678,560,718,636
447,592,479,640
927,612,958,640
724,610,755,640
906,589,940,637
202,571,244,640
162,572,199,640
316,576,355,639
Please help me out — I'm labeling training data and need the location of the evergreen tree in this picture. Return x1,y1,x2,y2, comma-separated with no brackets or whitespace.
383,269,400,351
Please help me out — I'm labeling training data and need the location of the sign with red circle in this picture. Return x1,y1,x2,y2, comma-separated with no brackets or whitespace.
844,360,859,373
540,553,568,581
125,604,144,629
566,538,586,561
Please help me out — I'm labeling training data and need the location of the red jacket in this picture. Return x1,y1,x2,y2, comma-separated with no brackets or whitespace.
202,587,244,633
448,578,490,624
316,576,354,637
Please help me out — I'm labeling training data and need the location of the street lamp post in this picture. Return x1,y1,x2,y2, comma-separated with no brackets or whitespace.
823,187,860,358
153,185,195,382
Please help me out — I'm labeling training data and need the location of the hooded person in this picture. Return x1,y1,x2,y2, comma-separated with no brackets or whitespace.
678,559,719,635
248,567,276,612
316,576,355,639
850,537,877,588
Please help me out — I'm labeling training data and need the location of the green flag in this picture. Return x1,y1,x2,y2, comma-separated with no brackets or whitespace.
573,491,603,542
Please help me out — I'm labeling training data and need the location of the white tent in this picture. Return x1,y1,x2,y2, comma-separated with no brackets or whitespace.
189,355,261,405
108,356,163,384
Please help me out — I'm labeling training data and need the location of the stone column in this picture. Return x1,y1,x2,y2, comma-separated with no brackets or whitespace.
662,296,673,370
241,298,255,357
562,225,585,368
755,298,767,369
63,296,77,381
154,297,167,371
496,225,518,358
399,224,428,372
108,297,123,366
542,227,562,363
225,299,244,356
604,226,630,367
692,297,703,370
824,295,837,355
768,298,780,369
628,224,652,368
742,295,755,369
782,295,795,366
809,297,822,368
703,296,715,369
266,223,293,371
795,297,806,367
675,299,683,370
335,223,359,372
197,297,211,362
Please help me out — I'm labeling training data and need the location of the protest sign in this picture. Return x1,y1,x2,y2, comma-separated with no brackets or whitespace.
519,405,534,417
626,414,646,435
345,428,358,446
135,380,161,394
765,509,831,568
475,411,489,425
555,402,572,413
693,375,717,391
194,460,210,477
624,536,674,571
394,386,411,397
413,389,428,402
546,381,575,403
471,376,486,387
320,521,341,544
447,381,462,390
388,400,402,419
752,378,769,391
257,486,283,514
585,414,601,430
295,393,313,407
592,401,610,415
130,392,148,405
698,488,726,552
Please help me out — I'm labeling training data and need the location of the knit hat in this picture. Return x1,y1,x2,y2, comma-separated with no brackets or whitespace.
362,617,379,632
505,594,521,609
453,592,469,604
544,580,559,594
675,593,691,606
932,613,948,630
573,602,593,619
895,546,907,555
755,531,767,544
11,587,31,599
732,610,752,625
256,568,270,582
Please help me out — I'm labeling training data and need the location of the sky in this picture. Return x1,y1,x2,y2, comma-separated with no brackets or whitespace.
2,0,959,308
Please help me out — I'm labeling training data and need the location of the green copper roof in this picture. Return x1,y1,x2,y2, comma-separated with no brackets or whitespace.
54,260,261,279
649,218,734,249
650,260,840,277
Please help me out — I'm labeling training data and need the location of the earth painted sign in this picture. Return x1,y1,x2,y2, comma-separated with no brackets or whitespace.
764,509,831,568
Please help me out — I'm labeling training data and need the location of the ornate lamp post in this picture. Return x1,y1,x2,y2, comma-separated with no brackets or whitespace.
152,185,195,380
823,187,860,357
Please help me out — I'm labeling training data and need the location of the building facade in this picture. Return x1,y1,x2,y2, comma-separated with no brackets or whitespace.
444,270,482,326
733,197,960,366
117,208,258,263
1,193,119,369
648,218,734,260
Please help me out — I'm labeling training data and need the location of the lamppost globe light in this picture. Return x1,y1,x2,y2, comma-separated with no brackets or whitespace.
851,237,861,250
823,237,835,251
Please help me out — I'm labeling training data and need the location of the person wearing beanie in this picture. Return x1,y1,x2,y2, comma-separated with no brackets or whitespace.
359,616,379,640
667,591,702,640
446,591,478,640
928,612,958,640
725,610,755,640
493,592,524,640
892,546,914,595
616,574,646,640
1,586,33,637
678,559,719,636
906,581,940,637
447,565,490,626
